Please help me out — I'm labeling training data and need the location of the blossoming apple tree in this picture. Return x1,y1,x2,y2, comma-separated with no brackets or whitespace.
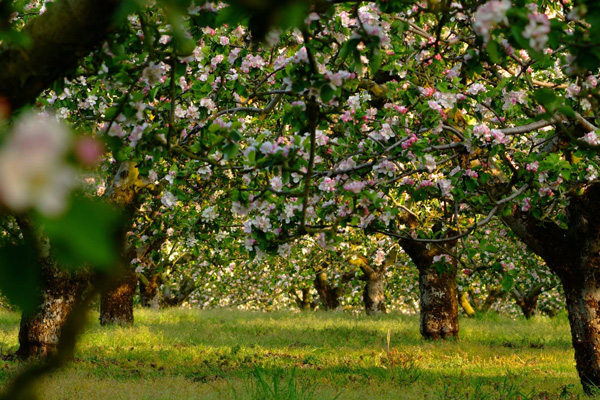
2,0,600,395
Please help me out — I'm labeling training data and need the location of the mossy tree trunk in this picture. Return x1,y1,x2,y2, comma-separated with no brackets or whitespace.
351,251,397,316
417,263,459,339
363,272,386,315
400,238,459,340
16,259,88,359
162,275,196,307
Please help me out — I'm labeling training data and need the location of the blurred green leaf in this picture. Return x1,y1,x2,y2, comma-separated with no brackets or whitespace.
38,198,122,271
0,242,41,313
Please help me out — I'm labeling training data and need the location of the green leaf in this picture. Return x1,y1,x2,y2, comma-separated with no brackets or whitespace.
230,131,243,142
391,20,406,38
483,245,499,253
487,40,501,64
216,5,249,26
558,106,576,118
0,243,41,313
38,198,122,270
534,88,561,110
223,143,239,160
501,274,514,292
370,49,382,74
339,39,359,62
320,85,335,103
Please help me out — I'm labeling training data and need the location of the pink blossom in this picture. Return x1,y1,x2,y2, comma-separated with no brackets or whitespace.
418,180,434,189
465,169,478,178
472,0,511,42
582,131,600,146
319,177,336,192
343,181,365,193
566,84,581,99
538,187,554,197
491,129,507,145
468,83,487,95
526,161,539,172
523,13,550,52
270,176,283,191
161,191,177,208
401,134,418,149
75,137,104,166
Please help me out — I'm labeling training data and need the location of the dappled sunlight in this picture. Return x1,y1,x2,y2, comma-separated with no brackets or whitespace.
0,309,582,399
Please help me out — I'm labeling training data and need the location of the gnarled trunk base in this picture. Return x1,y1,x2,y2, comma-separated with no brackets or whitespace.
17,264,88,359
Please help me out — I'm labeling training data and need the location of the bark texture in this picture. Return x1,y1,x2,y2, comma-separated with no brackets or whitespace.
291,287,316,311
314,269,344,310
139,273,161,309
511,285,545,319
17,260,88,358
350,251,397,315
362,269,386,315
162,275,196,307
99,162,151,325
417,264,459,339
100,267,137,326
0,0,121,110
400,238,459,339
561,271,600,393
502,182,600,393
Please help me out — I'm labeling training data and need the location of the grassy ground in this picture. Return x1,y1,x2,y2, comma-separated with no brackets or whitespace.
0,308,590,399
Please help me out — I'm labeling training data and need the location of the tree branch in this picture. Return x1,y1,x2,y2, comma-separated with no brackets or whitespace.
0,0,121,109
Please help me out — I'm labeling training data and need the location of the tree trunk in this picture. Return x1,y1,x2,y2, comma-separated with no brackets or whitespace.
16,261,88,359
519,299,538,319
99,161,152,325
400,235,459,340
139,273,161,309
162,275,196,307
291,287,315,311
363,271,386,315
418,265,459,339
561,270,600,394
501,183,600,393
351,252,396,316
100,267,137,326
314,270,342,310
511,285,543,319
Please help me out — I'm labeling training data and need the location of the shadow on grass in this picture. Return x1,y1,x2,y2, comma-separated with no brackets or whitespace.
218,365,582,400
130,310,572,352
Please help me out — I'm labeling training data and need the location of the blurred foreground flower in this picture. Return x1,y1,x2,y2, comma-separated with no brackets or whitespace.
0,113,76,216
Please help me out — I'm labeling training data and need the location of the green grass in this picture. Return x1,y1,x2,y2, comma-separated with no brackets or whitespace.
0,309,590,399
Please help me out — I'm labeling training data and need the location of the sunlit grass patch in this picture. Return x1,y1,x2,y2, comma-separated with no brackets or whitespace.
0,308,589,399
